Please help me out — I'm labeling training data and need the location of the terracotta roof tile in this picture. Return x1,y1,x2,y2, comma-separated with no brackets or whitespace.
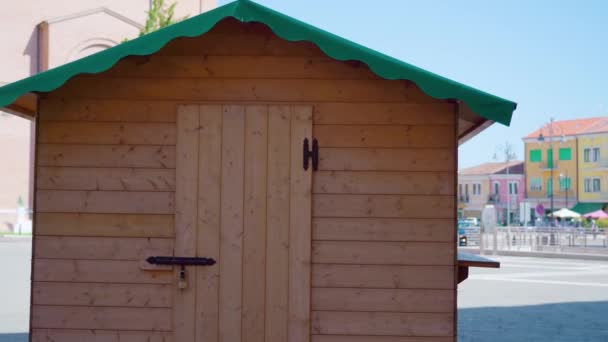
582,117,608,135
459,161,523,175
524,117,608,139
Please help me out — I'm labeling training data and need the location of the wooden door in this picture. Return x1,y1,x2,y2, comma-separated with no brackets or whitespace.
174,104,313,342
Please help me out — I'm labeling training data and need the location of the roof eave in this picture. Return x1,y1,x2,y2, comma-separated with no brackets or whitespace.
4,93,37,119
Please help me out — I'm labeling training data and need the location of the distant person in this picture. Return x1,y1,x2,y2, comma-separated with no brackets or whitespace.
591,220,598,239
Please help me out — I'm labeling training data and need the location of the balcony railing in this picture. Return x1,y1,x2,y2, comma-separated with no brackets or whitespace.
539,161,558,170
459,195,470,203
588,158,608,169
488,194,500,203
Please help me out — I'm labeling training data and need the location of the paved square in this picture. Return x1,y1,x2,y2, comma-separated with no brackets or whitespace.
459,255,608,341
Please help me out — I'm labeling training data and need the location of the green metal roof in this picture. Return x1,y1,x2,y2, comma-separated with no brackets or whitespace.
0,0,516,125
571,202,606,215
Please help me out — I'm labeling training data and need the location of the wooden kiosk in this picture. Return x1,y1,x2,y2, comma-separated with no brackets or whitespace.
0,1,514,341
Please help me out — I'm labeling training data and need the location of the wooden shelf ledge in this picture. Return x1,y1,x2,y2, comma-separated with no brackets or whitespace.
457,251,500,284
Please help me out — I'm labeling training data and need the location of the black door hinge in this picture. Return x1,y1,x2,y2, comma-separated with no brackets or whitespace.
303,138,319,171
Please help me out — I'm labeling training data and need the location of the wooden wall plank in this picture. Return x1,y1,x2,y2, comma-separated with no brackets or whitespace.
219,105,245,342
32,305,171,331
37,167,175,191
108,56,378,80
38,122,176,145
311,311,454,337
312,218,453,242
314,125,453,148
50,78,424,103
312,288,454,313
312,194,454,219
36,190,174,214
312,103,454,125
312,336,453,342
319,148,453,172
35,213,174,238
195,105,223,342
157,32,327,57
31,329,172,342
43,237,168,262
33,259,172,284
265,106,292,342
312,265,454,289
34,236,172,260
242,105,268,342
38,144,175,168
288,106,313,342
32,282,172,307
40,99,176,122
312,241,454,266
313,171,453,195
174,105,200,342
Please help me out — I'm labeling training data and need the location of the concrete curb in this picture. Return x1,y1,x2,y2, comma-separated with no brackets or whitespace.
0,236,32,242
459,247,608,261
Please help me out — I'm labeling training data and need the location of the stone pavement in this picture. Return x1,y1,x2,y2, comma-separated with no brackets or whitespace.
459,256,608,341
0,238,30,342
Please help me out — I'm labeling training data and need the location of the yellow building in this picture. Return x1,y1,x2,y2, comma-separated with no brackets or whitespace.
524,117,608,215
575,120,608,212
523,134,577,210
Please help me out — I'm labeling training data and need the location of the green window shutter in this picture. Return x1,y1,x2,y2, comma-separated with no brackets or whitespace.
547,149,553,168
529,149,542,162
559,148,572,161
547,178,553,197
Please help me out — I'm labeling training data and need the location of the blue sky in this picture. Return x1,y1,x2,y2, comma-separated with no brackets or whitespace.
219,0,608,168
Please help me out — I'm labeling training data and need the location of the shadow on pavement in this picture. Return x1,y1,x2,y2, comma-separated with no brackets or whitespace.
0,334,27,342
459,301,608,342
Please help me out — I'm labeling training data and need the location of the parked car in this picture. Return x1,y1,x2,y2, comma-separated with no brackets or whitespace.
458,220,480,246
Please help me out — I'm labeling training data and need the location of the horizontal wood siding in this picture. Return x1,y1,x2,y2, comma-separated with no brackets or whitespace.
31,329,172,342
35,19,456,339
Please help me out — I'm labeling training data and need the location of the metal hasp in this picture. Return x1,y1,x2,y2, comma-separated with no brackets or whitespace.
303,138,319,171
146,256,217,266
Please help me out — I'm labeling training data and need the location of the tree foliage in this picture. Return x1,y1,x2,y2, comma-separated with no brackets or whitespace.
140,0,186,36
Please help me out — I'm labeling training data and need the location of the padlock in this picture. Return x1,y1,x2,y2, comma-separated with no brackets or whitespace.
178,266,187,289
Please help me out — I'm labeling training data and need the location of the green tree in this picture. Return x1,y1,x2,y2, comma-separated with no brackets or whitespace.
140,0,186,36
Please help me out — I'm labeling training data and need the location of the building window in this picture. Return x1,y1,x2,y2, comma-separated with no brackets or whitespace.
547,178,553,196
529,149,542,162
558,148,571,161
584,178,601,193
530,178,542,192
458,184,462,197
547,149,554,168
593,148,600,162
509,182,518,195
559,176,571,191
465,184,469,196
473,183,481,195
585,147,601,163
493,182,500,194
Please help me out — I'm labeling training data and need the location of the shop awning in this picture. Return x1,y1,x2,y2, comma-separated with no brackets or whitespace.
571,203,606,215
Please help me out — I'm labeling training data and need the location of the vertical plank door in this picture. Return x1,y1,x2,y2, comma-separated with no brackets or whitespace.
174,105,313,342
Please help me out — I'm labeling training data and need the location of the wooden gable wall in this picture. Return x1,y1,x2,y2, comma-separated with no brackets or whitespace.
32,18,457,342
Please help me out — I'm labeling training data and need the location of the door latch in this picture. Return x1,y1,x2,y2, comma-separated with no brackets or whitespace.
147,256,216,290
303,138,319,171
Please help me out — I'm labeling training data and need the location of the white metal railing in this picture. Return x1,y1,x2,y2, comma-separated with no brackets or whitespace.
473,226,608,254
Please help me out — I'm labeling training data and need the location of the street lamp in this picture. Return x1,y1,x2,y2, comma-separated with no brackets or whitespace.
559,171,569,208
493,142,517,227
537,118,565,226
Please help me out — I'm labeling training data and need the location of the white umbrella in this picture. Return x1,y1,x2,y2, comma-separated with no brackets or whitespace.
549,208,581,219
